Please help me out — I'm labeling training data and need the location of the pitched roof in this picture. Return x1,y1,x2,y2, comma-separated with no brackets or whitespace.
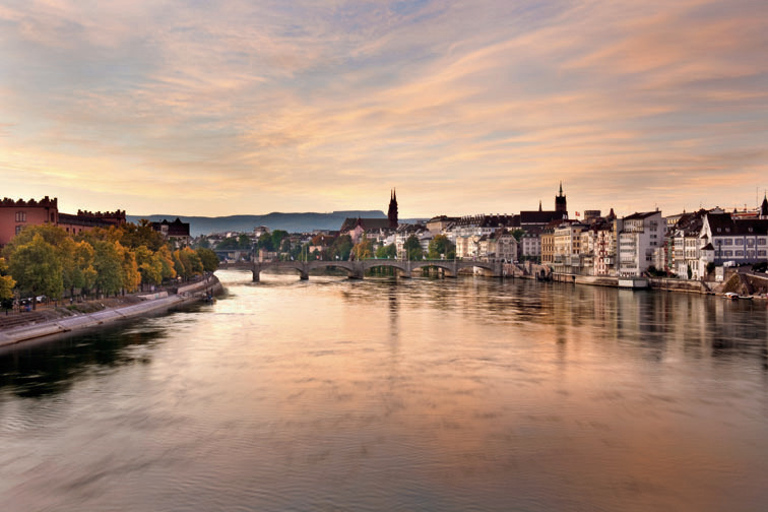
623,211,660,220
340,217,391,233
519,210,565,225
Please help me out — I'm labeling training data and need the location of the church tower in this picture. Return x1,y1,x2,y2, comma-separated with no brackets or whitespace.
388,189,399,229
555,182,568,219
760,192,768,219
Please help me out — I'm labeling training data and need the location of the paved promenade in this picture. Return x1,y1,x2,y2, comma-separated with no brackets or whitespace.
0,275,222,347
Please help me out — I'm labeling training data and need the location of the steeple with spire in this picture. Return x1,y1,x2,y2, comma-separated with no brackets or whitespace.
387,188,399,229
555,182,567,219
761,192,768,219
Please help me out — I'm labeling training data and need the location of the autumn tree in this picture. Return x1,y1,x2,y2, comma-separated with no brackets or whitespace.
352,236,374,260
0,257,16,311
174,247,203,281
119,243,141,293
156,246,177,282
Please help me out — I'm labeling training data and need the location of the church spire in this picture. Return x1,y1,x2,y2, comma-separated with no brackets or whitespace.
387,188,399,229
555,182,567,218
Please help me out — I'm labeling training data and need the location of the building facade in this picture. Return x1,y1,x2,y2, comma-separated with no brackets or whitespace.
617,211,663,277
0,196,126,247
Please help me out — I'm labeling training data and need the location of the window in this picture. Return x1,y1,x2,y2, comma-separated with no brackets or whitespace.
15,225,23,235
735,251,744,257
736,239,743,245
15,211,26,222
759,251,767,257
758,239,767,245
724,239,733,245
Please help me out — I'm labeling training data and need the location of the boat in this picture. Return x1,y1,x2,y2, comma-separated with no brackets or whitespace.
738,295,753,301
724,292,739,300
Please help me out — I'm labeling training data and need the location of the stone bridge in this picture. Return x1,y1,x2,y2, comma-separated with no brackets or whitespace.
219,259,504,281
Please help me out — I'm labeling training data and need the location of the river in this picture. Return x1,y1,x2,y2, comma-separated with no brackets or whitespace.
1,270,768,511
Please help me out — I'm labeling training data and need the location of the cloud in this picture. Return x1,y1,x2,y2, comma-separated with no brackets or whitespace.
1,0,767,216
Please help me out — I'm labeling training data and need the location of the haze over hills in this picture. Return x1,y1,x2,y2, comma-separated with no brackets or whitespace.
127,210,390,237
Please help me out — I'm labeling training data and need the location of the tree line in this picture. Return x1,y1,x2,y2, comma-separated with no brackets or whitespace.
0,222,219,310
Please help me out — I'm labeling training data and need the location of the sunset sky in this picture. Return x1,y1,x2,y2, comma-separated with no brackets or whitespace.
1,0,767,218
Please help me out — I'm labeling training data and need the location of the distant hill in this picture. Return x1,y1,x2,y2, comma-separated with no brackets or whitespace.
127,211,388,237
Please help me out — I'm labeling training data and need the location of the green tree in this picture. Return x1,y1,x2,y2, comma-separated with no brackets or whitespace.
238,234,252,250
427,234,455,259
61,239,97,297
7,233,64,306
375,243,397,259
329,235,353,261
271,230,289,252
216,237,241,250
2,224,68,261
119,220,165,251
403,235,423,261
93,240,124,296
196,247,219,272
257,232,274,252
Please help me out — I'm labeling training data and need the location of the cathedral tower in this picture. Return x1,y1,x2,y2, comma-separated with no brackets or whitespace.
555,182,568,219
388,189,399,229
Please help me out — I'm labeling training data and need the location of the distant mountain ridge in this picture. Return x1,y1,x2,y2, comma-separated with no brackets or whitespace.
127,210,388,237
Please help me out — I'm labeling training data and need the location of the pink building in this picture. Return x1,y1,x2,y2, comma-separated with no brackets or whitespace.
0,196,59,247
0,196,125,247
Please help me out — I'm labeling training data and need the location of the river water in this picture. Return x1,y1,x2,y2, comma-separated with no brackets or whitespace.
1,270,767,512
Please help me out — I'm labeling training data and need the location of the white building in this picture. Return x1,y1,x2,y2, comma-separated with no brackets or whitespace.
700,213,768,266
617,211,663,277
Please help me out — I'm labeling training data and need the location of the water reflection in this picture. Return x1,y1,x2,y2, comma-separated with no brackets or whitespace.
1,271,767,512
0,314,182,398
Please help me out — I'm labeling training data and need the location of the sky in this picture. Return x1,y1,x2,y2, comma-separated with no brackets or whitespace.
1,0,767,219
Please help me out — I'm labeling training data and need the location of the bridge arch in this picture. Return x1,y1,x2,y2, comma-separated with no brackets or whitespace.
361,260,411,277
409,261,456,277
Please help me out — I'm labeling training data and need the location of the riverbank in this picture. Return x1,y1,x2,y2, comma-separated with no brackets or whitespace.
505,261,768,298
0,275,224,347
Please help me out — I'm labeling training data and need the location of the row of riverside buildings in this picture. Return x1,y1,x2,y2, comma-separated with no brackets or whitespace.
338,185,768,280
0,196,191,248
